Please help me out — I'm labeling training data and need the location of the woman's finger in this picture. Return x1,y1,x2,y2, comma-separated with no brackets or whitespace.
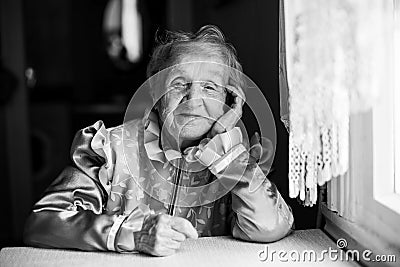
169,229,186,242
210,107,242,135
169,217,198,239
233,91,245,110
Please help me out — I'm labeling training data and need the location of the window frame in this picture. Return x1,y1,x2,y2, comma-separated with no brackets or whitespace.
394,0,400,195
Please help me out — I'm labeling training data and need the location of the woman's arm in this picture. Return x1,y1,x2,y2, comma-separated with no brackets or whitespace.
23,121,146,252
24,166,116,251
24,121,197,255
229,164,294,242
195,128,294,242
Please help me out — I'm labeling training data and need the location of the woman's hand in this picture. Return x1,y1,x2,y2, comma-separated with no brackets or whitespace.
210,85,245,137
134,214,198,256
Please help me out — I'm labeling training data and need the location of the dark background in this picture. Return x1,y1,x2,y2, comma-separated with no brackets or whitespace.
0,0,318,248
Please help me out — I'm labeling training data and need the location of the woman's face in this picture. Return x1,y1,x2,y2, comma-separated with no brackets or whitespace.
158,54,229,146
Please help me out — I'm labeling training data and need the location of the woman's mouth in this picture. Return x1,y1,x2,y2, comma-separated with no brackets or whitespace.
177,113,203,117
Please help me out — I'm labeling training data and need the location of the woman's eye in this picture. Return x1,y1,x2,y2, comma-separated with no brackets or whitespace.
171,82,187,90
174,82,185,88
203,85,216,91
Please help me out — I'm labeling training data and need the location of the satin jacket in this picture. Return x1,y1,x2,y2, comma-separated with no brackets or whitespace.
23,112,294,252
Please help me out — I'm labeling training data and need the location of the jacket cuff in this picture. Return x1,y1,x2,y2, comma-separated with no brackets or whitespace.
107,204,150,252
107,214,128,251
209,144,247,174
195,127,245,171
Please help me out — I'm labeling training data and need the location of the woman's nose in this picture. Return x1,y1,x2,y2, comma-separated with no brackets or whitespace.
185,82,203,100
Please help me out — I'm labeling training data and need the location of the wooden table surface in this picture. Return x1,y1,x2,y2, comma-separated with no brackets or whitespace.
0,229,360,267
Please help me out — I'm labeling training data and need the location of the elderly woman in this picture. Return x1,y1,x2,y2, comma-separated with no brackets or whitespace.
23,25,294,256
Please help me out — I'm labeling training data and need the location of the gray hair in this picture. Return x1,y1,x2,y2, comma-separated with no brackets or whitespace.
146,25,244,88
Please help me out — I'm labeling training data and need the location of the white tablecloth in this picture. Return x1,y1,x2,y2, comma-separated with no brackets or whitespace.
0,229,359,267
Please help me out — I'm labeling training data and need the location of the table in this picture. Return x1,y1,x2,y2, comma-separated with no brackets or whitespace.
0,229,359,267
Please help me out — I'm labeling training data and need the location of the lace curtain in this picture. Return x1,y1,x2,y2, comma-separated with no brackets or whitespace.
279,0,391,206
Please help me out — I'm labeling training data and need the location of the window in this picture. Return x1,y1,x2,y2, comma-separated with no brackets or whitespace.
372,0,400,216
395,0,400,195
323,1,400,265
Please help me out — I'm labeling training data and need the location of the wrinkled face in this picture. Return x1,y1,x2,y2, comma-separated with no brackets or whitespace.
158,54,229,145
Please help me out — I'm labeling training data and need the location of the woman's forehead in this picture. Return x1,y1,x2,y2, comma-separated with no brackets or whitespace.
167,55,229,84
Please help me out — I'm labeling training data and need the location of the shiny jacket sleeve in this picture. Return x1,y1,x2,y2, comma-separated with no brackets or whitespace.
229,164,294,243
224,136,294,242
196,128,294,242
23,121,147,252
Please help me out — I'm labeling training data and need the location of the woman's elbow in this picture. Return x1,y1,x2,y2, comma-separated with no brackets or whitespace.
23,212,53,248
232,217,294,243
23,212,41,246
